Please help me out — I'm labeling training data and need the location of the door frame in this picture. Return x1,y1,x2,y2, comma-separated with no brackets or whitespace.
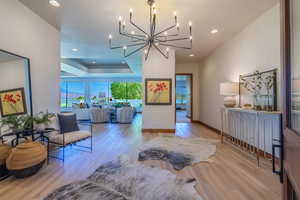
281,0,300,198
175,73,194,123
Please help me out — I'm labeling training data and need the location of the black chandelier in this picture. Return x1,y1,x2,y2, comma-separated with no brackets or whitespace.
108,0,193,60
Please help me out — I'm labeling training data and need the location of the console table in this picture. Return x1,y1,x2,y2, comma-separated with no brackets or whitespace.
220,108,282,167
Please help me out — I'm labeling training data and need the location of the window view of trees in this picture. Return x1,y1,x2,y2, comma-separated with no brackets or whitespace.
60,79,142,111
110,82,142,100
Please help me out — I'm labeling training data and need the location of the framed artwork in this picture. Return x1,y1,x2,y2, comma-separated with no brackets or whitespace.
0,88,27,117
239,69,277,111
145,78,172,105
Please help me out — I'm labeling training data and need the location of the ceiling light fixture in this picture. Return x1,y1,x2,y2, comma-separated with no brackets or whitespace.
108,0,192,61
72,48,78,52
211,29,218,34
49,0,60,7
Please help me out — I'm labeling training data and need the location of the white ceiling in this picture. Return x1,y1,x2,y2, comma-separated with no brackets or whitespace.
19,0,278,77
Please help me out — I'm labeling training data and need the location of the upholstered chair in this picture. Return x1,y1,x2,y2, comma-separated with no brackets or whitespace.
90,108,110,123
116,107,134,124
46,113,93,161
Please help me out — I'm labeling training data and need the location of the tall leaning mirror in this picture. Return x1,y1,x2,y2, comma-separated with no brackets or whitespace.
0,49,32,121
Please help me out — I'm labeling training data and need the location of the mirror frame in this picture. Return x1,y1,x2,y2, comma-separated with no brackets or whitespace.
0,49,33,116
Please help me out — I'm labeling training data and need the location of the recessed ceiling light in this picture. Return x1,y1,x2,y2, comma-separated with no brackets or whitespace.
189,54,194,57
211,29,218,34
49,0,60,7
72,48,78,52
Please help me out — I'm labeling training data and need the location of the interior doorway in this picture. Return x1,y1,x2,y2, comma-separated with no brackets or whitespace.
175,74,193,123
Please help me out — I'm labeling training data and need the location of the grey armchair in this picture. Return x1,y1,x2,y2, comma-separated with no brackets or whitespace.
90,108,110,123
116,107,134,123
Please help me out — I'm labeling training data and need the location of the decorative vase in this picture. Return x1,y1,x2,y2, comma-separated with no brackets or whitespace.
253,94,262,111
35,123,46,131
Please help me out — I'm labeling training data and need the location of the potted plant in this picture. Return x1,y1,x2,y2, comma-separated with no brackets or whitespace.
33,111,55,131
241,71,263,110
262,73,275,111
0,115,32,132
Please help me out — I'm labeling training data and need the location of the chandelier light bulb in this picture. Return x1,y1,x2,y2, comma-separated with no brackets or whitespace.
166,48,169,52
109,34,112,39
131,31,135,35
176,23,180,28
118,16,122,21
123,46,127,50
189,36,193,40
153,9,157,15
129,8,133,13
189,21,192,27
152,3,156,8
173,11,177,16
144,49,148,54
164,31,168,36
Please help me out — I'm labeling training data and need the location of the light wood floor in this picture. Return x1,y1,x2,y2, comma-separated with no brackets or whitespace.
0,115,282,200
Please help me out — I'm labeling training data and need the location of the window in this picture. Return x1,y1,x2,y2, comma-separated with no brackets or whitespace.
60,79,142,111
60,81,86,110
89,81,109,104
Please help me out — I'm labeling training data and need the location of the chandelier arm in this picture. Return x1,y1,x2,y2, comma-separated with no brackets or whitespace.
153,44,169,59
151,11,156,36
156,33,179,38
145,44,151,60
120,32,146,41
110,42,146,50
159,43,192,50
153,24,176,37
125,33,147,38
124,43,148,58
150,6,152,34
152,17,156,36
131,39,147,43
130,19,150,37
121,31,146,38
157,37,190,42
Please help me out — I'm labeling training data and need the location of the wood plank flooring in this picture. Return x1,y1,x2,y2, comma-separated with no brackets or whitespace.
0,115,282,200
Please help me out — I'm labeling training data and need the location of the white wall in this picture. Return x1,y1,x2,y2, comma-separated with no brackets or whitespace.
0,0,60,113
176,63,200,121
142,49,176,130
198,4,280,130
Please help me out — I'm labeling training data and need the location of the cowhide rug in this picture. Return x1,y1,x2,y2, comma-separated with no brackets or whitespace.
138,135,218,170
44,156,202,200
